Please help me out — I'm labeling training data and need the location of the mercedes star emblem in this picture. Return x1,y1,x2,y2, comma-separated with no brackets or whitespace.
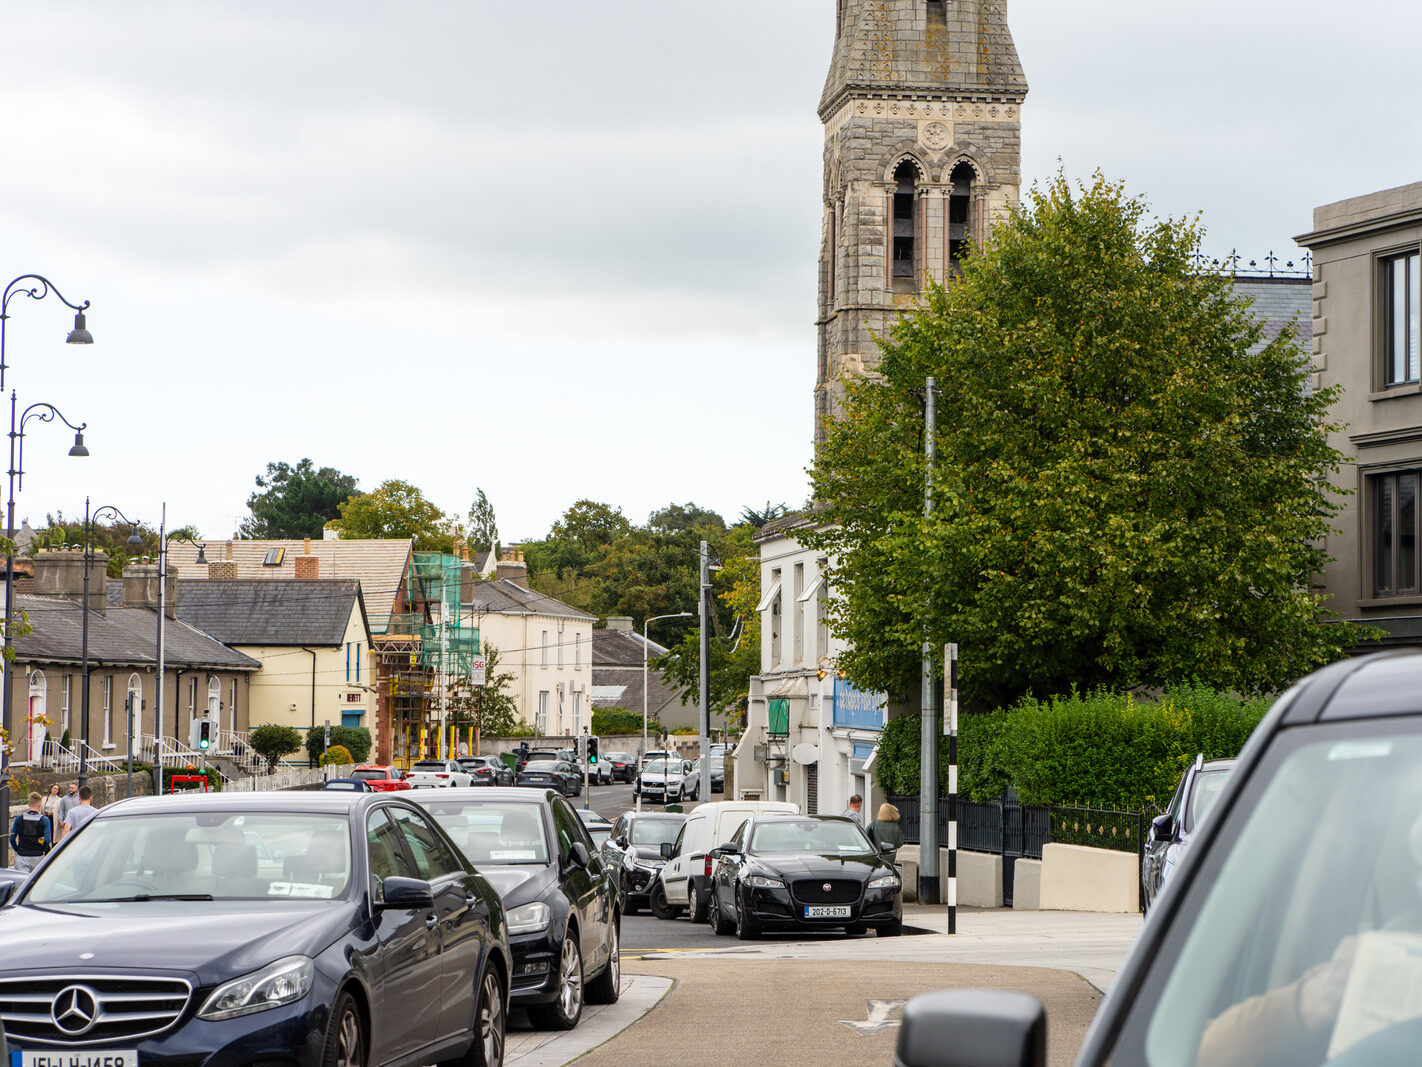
52,984,100,1036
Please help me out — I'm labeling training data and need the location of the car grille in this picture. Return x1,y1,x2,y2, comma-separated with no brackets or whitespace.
791,879,862,905
0,974,193,1046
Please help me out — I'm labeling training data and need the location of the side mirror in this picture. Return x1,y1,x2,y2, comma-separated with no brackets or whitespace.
615,836,628,849
709,843,739,858
1151,814,1178,842
659,841,674,861
897,990,1046,1067
880,841,898,855
0,883,13,907
569,841,590,868
379,877,435,910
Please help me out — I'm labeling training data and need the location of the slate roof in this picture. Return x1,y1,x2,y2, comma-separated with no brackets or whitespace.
164,538,412,634
11,594,260,671
471,579,595,621
1231,276,1312,355
174,579,368,647
591,629,682,714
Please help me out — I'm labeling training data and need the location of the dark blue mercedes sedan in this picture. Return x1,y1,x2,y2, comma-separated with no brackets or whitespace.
0,791,510,1067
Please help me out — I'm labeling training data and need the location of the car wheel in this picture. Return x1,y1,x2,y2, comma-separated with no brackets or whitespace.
321,990,366,1067
439,965,506,1067
649,881,683,920
688,882,709,924
708,890,733,935
735,892,760,941
585,920,621,1005
877,919,903,937
528,930,583,1030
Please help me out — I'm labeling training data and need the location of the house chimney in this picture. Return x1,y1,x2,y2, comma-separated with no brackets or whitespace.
122,561,176,616
32,547,108,613
494,559,529,588
606,616,634,634
294,550,319,580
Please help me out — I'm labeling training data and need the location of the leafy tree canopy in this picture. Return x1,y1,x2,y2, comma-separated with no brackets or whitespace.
467,488,499,556
335,479,458,552
249,723,304,772
808,171,1363,709
446,644,520,740
241,459,359,540
647,502,726,535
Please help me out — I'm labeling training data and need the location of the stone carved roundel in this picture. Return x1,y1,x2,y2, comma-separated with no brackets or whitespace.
922,121,951,151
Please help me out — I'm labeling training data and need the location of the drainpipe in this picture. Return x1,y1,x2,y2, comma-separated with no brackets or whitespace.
302,647,317,767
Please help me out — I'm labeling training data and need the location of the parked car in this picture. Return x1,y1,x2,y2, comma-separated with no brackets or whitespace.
706,813,902,939
411,787,622,1031
640,749,674,771
349,764,411,792
1140,754,1234,912
405,758,476,789
679,756,725,800
0,868,30,907
320,777,372,792
516,759,582,798
654,799,798,921
519,749,563,774
460,754,515,787
0,790,510,1066
576,809,615,850
603,751,637,783
602,811,687,915
897,650,1422,1067
636,757,693,805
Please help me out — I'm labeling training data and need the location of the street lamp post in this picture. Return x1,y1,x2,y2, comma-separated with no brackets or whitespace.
78,498,142,791
0,273,92,863
154,503,206,793
638,611,692,813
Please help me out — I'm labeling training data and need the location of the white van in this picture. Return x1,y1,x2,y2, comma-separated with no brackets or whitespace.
652,800,798,922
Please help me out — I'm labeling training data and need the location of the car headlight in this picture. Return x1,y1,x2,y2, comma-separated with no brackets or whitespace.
868,873,901,890
198,955,314,1021
745,874,785,889
623,853,657,872
506,901,552,934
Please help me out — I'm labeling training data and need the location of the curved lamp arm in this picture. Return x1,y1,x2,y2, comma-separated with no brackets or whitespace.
14,399,87,491
1,275,94,391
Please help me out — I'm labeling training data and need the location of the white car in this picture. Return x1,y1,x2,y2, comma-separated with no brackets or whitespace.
636,758,693,804
404,759,475,788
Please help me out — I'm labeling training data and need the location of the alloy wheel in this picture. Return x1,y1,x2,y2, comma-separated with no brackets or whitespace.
336,999,364,1067
558,934,583,1020
479,969,505,1067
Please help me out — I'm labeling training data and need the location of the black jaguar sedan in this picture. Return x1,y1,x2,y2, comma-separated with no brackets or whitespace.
411,788,621,1031
706,814,902,939
0,791,510,1067
514,759,580,798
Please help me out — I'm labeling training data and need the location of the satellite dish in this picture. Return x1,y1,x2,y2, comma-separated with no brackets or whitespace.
792,743,820,765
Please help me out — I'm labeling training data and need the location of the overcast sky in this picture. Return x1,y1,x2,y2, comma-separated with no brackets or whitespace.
1,1,1417,545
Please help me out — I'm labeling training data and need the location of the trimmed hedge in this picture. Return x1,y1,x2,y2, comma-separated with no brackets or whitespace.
305,726,372,765
876,686,1271,809
592,708,654,736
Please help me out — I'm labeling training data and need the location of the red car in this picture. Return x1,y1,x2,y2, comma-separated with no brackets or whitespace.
350,764,411,792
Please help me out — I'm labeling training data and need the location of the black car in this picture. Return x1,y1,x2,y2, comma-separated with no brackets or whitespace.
603,751,637,783
1140,754,1234,912
515,760,581,797
0,791,510,1067
576,809,615,851
679,756,725,800
706,814,902,939
411,788,621,1031
460,755,515,787
321,777,373,792
601,812,687,915
898,650,1422,1067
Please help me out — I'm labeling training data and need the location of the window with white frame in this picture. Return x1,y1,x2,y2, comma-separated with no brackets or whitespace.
557,624,565,668
27,670,46,762
542,631,549,666
537,691,550,735
1385,251,1421,387
575,633,582,670
126,674,143,751
60,674,71,733
188,676,198,736
229,679,237,733
103,676,113,746
207,676,221,723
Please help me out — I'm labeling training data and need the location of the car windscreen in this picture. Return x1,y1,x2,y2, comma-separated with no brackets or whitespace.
631,819,683,847
1139,726,1422,1067
26,812,353,904
749,819,871,855
643,759,678,774
417,800,551,865
411,762,447,772
351,769,388,780
522,760,560,773
606,752,632,762
1183,767,1231,832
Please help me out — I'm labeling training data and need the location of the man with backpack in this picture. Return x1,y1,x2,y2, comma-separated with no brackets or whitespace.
10,792,52,873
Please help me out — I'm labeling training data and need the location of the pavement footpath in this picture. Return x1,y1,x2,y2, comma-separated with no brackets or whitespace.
507,907,1142,1067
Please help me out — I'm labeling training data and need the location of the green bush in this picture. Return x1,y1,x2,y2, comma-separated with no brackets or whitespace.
305,725,372,764
878,686,1271,809
321,744,354,767
249,723,304,772
592,708,653,736
160,766,224,793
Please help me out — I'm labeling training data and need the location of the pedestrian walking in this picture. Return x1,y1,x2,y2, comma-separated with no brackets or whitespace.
9,792,52,873
61,786,98,838
840,794,864,824
42,783,63,841
58,782,79,822
867,803,906,852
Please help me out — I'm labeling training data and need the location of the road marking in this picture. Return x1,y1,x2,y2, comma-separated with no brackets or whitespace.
841,1000,907,1036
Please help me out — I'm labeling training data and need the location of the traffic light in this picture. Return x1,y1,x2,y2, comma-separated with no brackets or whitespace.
198,720,212,751
587,736,599,764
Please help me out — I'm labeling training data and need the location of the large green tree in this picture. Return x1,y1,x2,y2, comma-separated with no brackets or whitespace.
809,172,1362,709
467,488,499,556
241,459,359,540
334,479,458,552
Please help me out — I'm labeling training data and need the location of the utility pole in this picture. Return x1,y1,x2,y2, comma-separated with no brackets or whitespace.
698,540,712,804
945,642,959,934
919,377,940,906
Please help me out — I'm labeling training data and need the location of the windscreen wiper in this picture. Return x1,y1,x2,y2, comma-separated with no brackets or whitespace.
87,893,216,902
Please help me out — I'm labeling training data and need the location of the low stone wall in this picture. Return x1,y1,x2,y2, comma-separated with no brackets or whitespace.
895,845,1002,907
1038,843,1139,913
1013,858,1042,910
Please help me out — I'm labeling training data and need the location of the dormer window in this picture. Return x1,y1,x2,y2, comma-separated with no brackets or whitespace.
892,162,918,288
262,547,285,566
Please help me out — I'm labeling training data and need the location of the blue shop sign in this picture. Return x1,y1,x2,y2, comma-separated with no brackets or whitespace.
832,679,886,730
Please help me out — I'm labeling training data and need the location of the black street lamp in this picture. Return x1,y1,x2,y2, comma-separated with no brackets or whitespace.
153,505,205,792
78,498,142,790
1,275,94,393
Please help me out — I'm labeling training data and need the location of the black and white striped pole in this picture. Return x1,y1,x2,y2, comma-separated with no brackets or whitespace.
945,642,958,935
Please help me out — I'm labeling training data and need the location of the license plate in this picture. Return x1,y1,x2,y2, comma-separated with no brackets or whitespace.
22,1051,140,1067
804,905,852,918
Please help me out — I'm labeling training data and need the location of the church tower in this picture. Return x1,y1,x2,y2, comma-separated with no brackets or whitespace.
816,0,1027,437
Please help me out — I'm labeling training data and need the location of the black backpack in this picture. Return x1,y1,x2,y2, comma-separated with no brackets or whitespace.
14,811,47,855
